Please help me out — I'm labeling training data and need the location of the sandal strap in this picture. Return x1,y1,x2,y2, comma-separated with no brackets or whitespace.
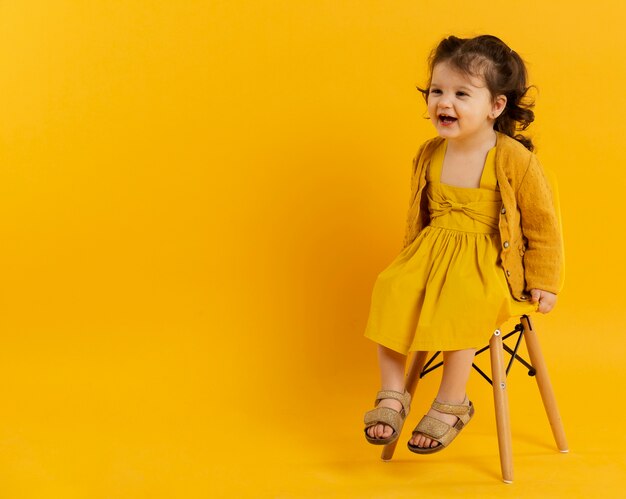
431,396,471,417
363,406,404,434
412,415,461,447
374,389,411,414
364,390,411,436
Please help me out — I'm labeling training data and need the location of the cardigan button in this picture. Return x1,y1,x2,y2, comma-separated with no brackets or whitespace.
503,241,510,249
506,270,511,276
520,294,528,300
501,207,506,215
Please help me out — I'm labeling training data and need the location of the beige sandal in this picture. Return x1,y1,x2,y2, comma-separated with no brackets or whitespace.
364,389,411,445
407,395,474,454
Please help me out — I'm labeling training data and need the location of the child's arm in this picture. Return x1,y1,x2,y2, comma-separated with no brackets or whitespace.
516,155,564,298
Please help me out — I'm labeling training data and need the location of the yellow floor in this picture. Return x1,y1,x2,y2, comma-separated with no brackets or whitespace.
0,312,621,498
2,337,622,498
212,319,626,498
216,389,626,498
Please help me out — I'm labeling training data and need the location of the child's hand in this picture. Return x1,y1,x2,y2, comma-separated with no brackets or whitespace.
530,289,557,313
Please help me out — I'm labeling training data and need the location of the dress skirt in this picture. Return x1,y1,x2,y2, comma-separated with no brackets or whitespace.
364,141,537,354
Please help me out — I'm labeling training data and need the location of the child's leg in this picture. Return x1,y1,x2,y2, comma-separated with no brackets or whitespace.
409,348,476,448
366,344,407,439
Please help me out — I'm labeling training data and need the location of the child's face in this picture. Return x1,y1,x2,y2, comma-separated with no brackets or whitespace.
427,61,506,145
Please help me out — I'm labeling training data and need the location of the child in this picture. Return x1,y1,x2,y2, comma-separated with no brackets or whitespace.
363,35,563,454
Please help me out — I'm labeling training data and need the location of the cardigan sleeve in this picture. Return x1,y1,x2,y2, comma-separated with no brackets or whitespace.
402,141,428,249
516,154,564,294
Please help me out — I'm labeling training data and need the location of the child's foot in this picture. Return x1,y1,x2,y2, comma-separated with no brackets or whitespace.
365,398,403,440
363,390,411,445
408,396,468,449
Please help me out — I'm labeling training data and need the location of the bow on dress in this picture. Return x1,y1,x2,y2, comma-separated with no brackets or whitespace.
429,199,499,230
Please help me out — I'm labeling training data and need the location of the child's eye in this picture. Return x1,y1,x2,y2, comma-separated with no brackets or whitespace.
456,91,469,97
429,88,442,94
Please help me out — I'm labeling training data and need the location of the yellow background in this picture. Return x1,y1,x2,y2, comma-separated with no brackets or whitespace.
1,1,625,498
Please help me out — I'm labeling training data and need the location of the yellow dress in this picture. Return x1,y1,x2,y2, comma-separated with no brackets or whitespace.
364,141,537,354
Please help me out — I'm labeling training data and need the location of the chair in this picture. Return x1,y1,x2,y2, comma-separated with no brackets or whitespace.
380,169,567,483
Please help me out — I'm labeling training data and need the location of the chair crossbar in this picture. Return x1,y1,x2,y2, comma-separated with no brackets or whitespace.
417,318,535,385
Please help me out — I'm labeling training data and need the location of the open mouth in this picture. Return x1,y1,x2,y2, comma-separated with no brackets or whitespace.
439,114,458,124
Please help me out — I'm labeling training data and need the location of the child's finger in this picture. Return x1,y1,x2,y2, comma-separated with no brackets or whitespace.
538,298,554,314
530,289,541,303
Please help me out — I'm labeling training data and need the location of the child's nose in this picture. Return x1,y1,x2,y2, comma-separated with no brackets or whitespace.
438,94,453,108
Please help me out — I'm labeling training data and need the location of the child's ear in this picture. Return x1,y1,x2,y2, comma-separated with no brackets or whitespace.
491,95,507,119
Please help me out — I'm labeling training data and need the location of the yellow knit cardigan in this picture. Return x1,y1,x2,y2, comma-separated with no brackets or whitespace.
403,131,563,301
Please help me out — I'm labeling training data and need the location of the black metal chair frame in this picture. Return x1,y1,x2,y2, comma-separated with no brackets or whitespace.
418,315,536,385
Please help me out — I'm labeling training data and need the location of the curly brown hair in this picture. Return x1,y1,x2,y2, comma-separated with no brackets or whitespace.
418,35,536,151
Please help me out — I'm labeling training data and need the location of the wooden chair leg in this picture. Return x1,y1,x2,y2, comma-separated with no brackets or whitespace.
521,316,569,452
381,350,428,461
490,329,514,483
